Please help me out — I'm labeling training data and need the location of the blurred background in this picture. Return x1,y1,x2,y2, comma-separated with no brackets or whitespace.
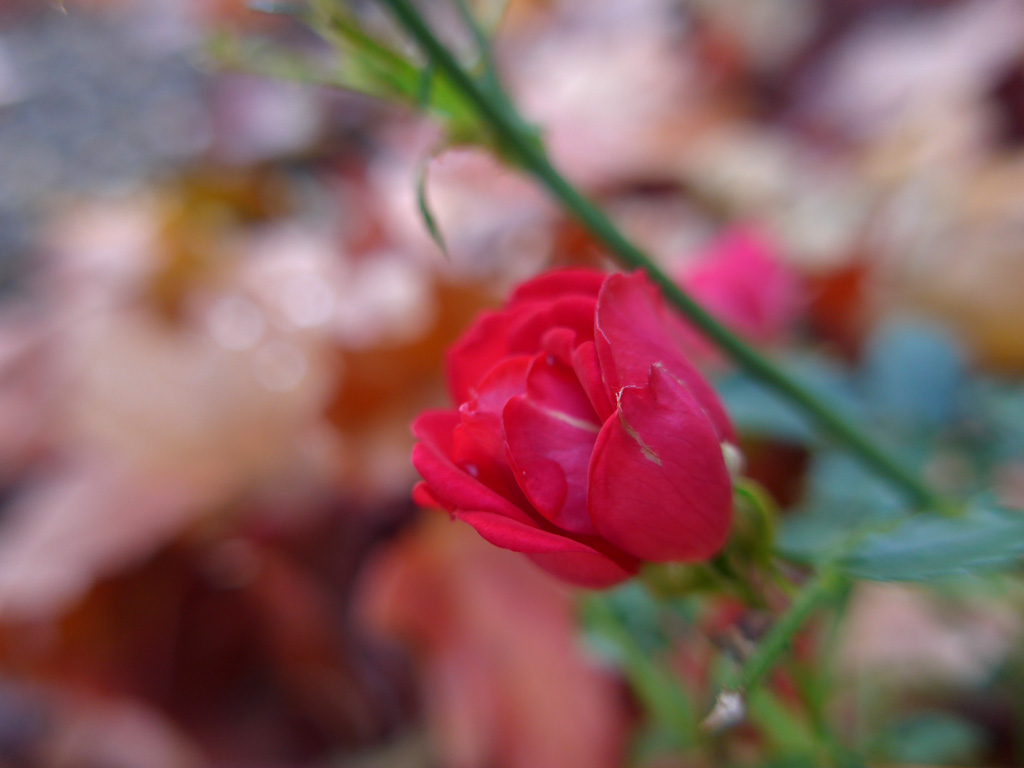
1,0,1024,766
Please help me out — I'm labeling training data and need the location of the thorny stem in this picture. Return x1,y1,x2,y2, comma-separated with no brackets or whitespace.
372,0,947,513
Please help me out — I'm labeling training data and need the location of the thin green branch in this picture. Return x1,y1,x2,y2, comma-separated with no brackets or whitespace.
726,569,844,694
306,1,481,131
416,156,449,256
450,0,501,86
371,0,946,513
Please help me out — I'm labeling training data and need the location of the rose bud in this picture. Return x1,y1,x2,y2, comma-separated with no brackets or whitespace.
411,269,736,588
678,225,802,355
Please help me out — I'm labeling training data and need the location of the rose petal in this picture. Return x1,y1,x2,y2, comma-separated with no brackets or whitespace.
541,327,577,365
455,355,531,467
451,418,532,510
412,442,537,527
503,396,597,535
503,356,600,534
412,410,461,456
595,272,735,441
525,353,600,427
510,268,607,303
526,551,634,589
413,482,442,509
446,305,530,404
453,356,532,505
447,289,598,405
453,510,636,588
470,355,532,415
588,365,732,562
507,296,597,356
572,341,614,422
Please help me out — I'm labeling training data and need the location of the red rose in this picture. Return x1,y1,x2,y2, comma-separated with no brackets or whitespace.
411,269,735,588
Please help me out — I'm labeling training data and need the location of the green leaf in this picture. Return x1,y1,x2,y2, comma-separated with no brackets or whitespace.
875,712,986,765
415,59,437,108
972,378,1024,463
714,356,862,444
580,582,670,655
305,2,484,140
416,159,448,257
862,318,966,432
452,0,507,99
841,496,1024,581
777,452,906,563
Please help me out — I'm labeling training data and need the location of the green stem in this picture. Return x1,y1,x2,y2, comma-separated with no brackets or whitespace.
583,595,698,748
725,569,844,694
373,0,945,513
707,555,766,608
450,0,502,90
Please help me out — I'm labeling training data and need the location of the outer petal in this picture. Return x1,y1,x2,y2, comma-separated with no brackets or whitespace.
453,510,637,588
446,304,531,404
526,551,635,589
595,272,735,442
413,482,442,508
447,288,599,405
587,365,732,562
509,268,607,303
412,409,461,456
453,356,532,507
455,356,531,464
413,442,541,525
503,355,601,535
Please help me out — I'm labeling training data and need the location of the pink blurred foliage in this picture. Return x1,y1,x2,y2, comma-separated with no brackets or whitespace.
804,0,1024,143
0,196,346,621
506,0,712,189
360,514,630,768
0,307,56,482
840,583,1023,688
370,138,556,282
37,692,207,768
0,461,216,622
677,225,803,358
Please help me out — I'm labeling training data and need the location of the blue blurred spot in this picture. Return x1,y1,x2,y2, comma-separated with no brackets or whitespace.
863,317,965,431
